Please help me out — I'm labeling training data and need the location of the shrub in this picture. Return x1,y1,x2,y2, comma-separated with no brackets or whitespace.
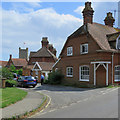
48,71,64,85
5,80,17,87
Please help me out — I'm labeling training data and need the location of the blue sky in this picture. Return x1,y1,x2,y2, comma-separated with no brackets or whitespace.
1,2,119,61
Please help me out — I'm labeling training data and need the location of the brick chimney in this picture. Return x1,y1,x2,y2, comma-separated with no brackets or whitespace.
104,12,115,27
53,48,57,56
82,2,94,25
41,37,49,48
48,44,53,53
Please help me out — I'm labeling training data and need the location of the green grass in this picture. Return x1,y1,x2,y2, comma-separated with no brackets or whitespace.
107,85,120,88
0,87,27,108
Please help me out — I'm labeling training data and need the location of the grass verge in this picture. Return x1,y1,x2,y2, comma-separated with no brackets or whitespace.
1,87,27,108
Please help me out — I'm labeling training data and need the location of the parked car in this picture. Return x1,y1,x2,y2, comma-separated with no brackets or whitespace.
17,76,37,88
13,73,18,81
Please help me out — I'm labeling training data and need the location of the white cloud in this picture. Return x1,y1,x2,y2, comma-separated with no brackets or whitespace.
1,7,82,60
74,6,84,15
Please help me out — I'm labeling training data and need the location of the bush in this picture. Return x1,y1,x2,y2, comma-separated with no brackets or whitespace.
5,80,17,87
48,71,64,85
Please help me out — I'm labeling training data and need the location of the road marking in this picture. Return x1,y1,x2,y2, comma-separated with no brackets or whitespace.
29,91,52,118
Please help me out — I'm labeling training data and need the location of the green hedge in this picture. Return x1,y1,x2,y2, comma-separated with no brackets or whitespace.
48,71,64,85
5,80,17,87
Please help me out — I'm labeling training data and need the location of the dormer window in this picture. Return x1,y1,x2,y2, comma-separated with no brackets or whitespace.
67,47,73,56
116,35,120,50
80,44,88,54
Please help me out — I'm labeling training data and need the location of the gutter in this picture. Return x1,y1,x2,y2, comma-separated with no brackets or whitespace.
112,52,114,85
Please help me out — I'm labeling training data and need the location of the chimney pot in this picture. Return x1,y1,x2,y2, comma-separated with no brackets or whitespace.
104,12,115,27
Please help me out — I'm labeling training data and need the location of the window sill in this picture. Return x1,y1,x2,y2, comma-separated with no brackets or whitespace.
79,79,89,82
66,75,73,77
67,54,73,56
80,52,88,55
114,80,120,82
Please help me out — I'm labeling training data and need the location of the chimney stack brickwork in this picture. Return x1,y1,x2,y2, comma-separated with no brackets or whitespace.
41,37,57,56
82,2,94,25
104,12,115,27
41,37,49,48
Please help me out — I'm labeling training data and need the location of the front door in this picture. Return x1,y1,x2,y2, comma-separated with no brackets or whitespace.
96,65,106,86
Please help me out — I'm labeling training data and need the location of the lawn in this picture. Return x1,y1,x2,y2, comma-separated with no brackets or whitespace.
0,87,27,108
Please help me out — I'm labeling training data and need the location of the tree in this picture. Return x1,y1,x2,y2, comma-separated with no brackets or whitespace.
0,67,13,79
9,65,23,75
9,65,16,73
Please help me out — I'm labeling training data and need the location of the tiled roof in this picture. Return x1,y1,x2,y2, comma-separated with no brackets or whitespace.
37,62,54,71
68,22,119,51
31,47,58,61
29,52,36,58
12,58,27,67
24,65,34,70
107,32,120,42
88,23,117,50
0,61,7,67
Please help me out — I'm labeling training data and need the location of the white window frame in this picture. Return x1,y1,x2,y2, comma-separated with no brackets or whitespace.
67,47,73,56
116,35,120,50
79,65,89,81
66,67,73,77
114,65,120,82
80,44,88,54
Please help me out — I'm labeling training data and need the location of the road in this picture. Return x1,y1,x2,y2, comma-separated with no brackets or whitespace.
23,84,119,118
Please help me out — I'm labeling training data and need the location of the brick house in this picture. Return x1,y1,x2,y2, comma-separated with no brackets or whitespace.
28,37,57,65
53,2,120,87
23,37,58,82
6,54,28,69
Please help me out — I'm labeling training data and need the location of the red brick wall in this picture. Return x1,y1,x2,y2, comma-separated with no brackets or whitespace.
54,34,120,87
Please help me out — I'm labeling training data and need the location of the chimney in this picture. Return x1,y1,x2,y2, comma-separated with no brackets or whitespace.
48,44,53,53
41,37,49,48
53,48,57,56
82,2,94,25
10,54,12,60
104,12,115,27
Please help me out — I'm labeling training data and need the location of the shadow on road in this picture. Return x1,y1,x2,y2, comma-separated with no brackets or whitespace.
33,84,95,92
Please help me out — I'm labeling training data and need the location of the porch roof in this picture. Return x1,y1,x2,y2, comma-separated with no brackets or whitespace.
91,61,111,64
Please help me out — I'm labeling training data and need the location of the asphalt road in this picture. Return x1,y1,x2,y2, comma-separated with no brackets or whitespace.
25,84,119,118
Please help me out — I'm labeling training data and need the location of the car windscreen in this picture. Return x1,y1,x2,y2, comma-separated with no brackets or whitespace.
25,76,34,80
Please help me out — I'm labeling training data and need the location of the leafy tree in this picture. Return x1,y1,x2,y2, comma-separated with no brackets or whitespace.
9,65,16,73
9,65,23,75
0,67,13,80
16,69,23,76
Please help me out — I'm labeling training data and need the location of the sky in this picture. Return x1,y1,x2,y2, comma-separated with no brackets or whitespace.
1,1,119,61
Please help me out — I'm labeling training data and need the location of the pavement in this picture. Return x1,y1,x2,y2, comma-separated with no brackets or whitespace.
2,84,45,119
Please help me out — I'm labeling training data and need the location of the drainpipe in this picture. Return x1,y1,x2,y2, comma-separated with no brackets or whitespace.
112,52,114,85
